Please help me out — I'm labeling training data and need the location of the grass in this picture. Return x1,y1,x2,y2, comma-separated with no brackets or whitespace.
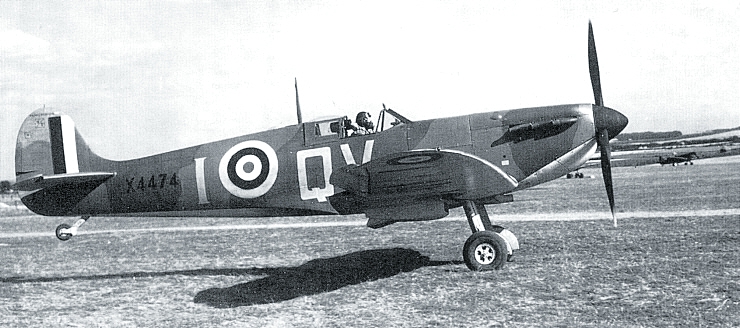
1,157,739,327
2,217,737,327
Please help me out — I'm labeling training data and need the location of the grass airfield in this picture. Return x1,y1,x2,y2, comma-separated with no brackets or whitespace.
1,157,739,327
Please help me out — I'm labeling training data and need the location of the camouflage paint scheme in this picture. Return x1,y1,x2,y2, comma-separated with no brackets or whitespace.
15,103,599,225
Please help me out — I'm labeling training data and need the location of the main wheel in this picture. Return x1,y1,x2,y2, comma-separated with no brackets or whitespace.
56,223,72,241
463,231,508,271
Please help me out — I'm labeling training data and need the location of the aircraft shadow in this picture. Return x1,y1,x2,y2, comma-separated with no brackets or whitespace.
193,248,458,308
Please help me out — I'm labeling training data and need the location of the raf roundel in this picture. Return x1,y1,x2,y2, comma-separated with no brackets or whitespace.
387,153,442,165
219,140,279,198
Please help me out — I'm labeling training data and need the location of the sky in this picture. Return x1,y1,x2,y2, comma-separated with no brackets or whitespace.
1,0,738,181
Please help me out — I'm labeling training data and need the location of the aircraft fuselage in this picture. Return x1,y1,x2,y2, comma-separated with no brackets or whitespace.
18,104,597,217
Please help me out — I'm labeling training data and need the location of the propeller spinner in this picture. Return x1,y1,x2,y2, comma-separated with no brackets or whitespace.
588,21,628,227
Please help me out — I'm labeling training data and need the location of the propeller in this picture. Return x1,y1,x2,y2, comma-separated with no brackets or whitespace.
588,21,628,227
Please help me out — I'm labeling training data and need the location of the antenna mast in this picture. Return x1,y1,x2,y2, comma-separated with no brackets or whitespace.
294,78,302,124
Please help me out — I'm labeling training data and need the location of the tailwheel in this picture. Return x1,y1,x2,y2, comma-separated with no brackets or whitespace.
56,223,73,241
54,216,90,241
463,231,508,271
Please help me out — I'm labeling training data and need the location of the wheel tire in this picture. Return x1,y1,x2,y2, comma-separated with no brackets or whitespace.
56,223,72,241
463,231,508,271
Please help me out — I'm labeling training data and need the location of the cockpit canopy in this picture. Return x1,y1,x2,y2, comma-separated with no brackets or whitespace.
302,107,412,146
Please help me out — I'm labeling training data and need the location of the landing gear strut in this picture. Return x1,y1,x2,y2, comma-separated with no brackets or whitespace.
55,216,90,241
461,201,519,271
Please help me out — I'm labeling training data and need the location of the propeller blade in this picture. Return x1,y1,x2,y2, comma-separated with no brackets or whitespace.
597,128,617,227
588,21,603,107
590,22,624,227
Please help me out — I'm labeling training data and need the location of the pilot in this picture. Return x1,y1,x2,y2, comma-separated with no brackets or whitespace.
353,111,374,136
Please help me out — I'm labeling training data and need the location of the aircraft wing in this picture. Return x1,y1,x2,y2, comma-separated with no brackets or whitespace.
13,172,116,191
330,149,518,202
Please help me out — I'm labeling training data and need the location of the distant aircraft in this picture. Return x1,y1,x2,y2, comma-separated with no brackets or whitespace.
659,152,697,166
578,147,739,169
12,22,627,271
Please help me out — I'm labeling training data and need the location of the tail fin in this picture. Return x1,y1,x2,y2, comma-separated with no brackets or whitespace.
14,108,113,215
15,108,103,180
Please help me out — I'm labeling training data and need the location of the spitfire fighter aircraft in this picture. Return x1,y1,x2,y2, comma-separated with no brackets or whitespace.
659,152,698,166
13,23,627,271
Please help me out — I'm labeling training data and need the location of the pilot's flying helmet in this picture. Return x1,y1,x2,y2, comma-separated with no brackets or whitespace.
356,111,374,130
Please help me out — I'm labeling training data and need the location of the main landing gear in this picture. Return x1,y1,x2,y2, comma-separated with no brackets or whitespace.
461,201,519,271
55,216,90,241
